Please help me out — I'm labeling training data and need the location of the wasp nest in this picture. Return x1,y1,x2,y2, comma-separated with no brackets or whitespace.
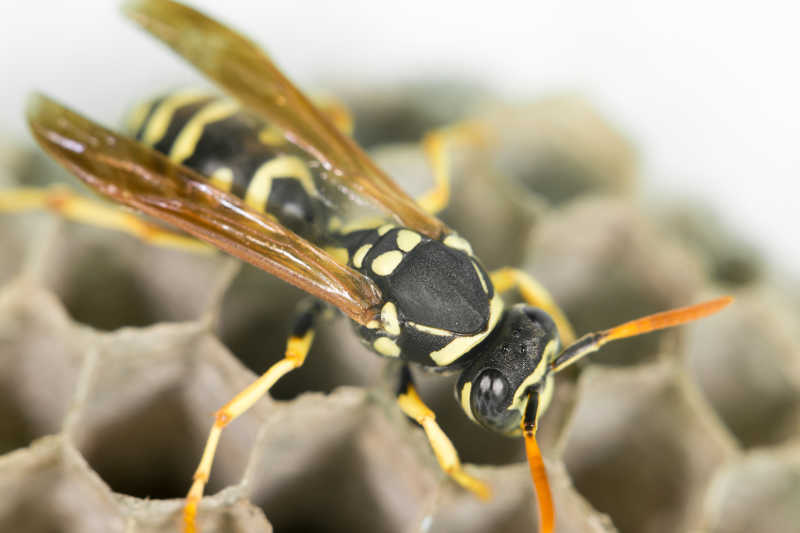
1,88,798,533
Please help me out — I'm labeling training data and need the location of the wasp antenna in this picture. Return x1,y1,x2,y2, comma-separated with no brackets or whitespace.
551,296,733,373
523,392,555,533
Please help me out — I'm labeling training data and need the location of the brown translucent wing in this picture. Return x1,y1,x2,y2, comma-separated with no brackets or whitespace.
27,93,382,326
123,0,448,240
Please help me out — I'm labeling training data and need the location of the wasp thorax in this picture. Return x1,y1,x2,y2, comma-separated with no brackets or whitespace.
456,305,560,435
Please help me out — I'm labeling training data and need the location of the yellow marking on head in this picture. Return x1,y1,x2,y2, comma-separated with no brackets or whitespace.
258,124,286,146
353,244,372,269
371,250,404,276
537,374,555,423
473,261,488,294
377,223,395,236
443,234,473,256
366,320,380,329
244,155,316,211
326,247,349,266
209,167,234,192
125,99,154,135
507,374,555,438
169,100,240,164
397,230,422,252
460,382,478,423
407,322,452,336
430,295,504,366
381,302,401,336
373,337,401,357
141,90,213,147
509,338,559,411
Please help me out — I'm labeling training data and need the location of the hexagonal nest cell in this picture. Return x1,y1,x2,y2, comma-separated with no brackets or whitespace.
1,86,798,533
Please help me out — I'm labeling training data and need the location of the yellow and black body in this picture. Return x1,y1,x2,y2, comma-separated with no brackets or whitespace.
8,2,734,532
128,92,332,242
127,89,559,438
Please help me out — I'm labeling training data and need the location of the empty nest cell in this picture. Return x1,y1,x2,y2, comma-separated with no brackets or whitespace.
1,89,798,533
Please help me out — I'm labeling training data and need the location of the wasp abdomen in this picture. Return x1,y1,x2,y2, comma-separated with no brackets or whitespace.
127,90,328,241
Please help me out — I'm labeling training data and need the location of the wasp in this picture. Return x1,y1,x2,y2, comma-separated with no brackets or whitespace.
8,1,732,532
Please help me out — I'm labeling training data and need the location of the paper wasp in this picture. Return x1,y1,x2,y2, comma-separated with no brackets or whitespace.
7,1,732,531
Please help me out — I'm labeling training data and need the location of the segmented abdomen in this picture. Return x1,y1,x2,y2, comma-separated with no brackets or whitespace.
127,90,329,241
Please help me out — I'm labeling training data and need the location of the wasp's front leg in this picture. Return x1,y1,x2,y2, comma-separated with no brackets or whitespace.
394,364,491,500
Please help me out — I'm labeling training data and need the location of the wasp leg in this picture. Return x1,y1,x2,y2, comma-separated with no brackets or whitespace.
416,122,489,215
0,186,211,253
183,301,323,533
490,267,576,345
395,365,491,500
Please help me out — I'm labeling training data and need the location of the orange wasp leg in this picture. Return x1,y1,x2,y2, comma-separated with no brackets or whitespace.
417,121,491,216
491,267,576,345
0,186,211,254
395,365,491,500
183,303,322,533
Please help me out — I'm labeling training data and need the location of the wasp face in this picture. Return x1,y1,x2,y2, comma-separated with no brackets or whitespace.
456,305,561,436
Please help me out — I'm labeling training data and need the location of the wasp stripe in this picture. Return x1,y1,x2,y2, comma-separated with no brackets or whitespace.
169,100,241,164
208,167,234,192
352,244,371,268
126,98,158,137
396,230,421,252
244,155,316,212
429,295,503,366
258,124,287,146
381,302,401,336
141,90,213,147
374,337,401,357
133,92,327,239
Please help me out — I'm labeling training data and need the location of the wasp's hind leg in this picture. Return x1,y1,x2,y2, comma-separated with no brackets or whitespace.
490,267,576,345
416,122,490,215
183,301,325,533
0,186,210,253
395,364,491,500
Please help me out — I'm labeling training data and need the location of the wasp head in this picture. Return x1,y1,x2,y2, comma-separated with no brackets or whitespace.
455,305,560,436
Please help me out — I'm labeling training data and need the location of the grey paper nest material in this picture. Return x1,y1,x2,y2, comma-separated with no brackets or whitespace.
1,92,799,533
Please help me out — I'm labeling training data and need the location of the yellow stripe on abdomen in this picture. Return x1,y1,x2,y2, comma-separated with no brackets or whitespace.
169,100,240,164
141,89,213,147
208,167,234,192
244,155,316,212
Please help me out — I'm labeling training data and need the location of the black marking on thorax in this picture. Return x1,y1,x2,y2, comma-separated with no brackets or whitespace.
336,225,498,367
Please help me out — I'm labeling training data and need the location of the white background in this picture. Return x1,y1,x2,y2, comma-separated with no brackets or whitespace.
1,1,797,278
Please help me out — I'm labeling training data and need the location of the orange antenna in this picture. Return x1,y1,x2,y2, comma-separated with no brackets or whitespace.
523,391,555,533
551,296,733,373
522,296,732,532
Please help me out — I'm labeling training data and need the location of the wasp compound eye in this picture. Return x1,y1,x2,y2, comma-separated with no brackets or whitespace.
472,369,514,428
476,369,509,410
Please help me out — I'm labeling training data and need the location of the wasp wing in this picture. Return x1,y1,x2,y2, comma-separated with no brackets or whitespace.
28,93,382,326
123,0,448,240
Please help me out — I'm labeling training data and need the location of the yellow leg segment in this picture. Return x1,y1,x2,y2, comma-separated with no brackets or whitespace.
0,186,211,253
491,267,576,345
183,329,315,533
417,121,490,215
396,380,491,500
